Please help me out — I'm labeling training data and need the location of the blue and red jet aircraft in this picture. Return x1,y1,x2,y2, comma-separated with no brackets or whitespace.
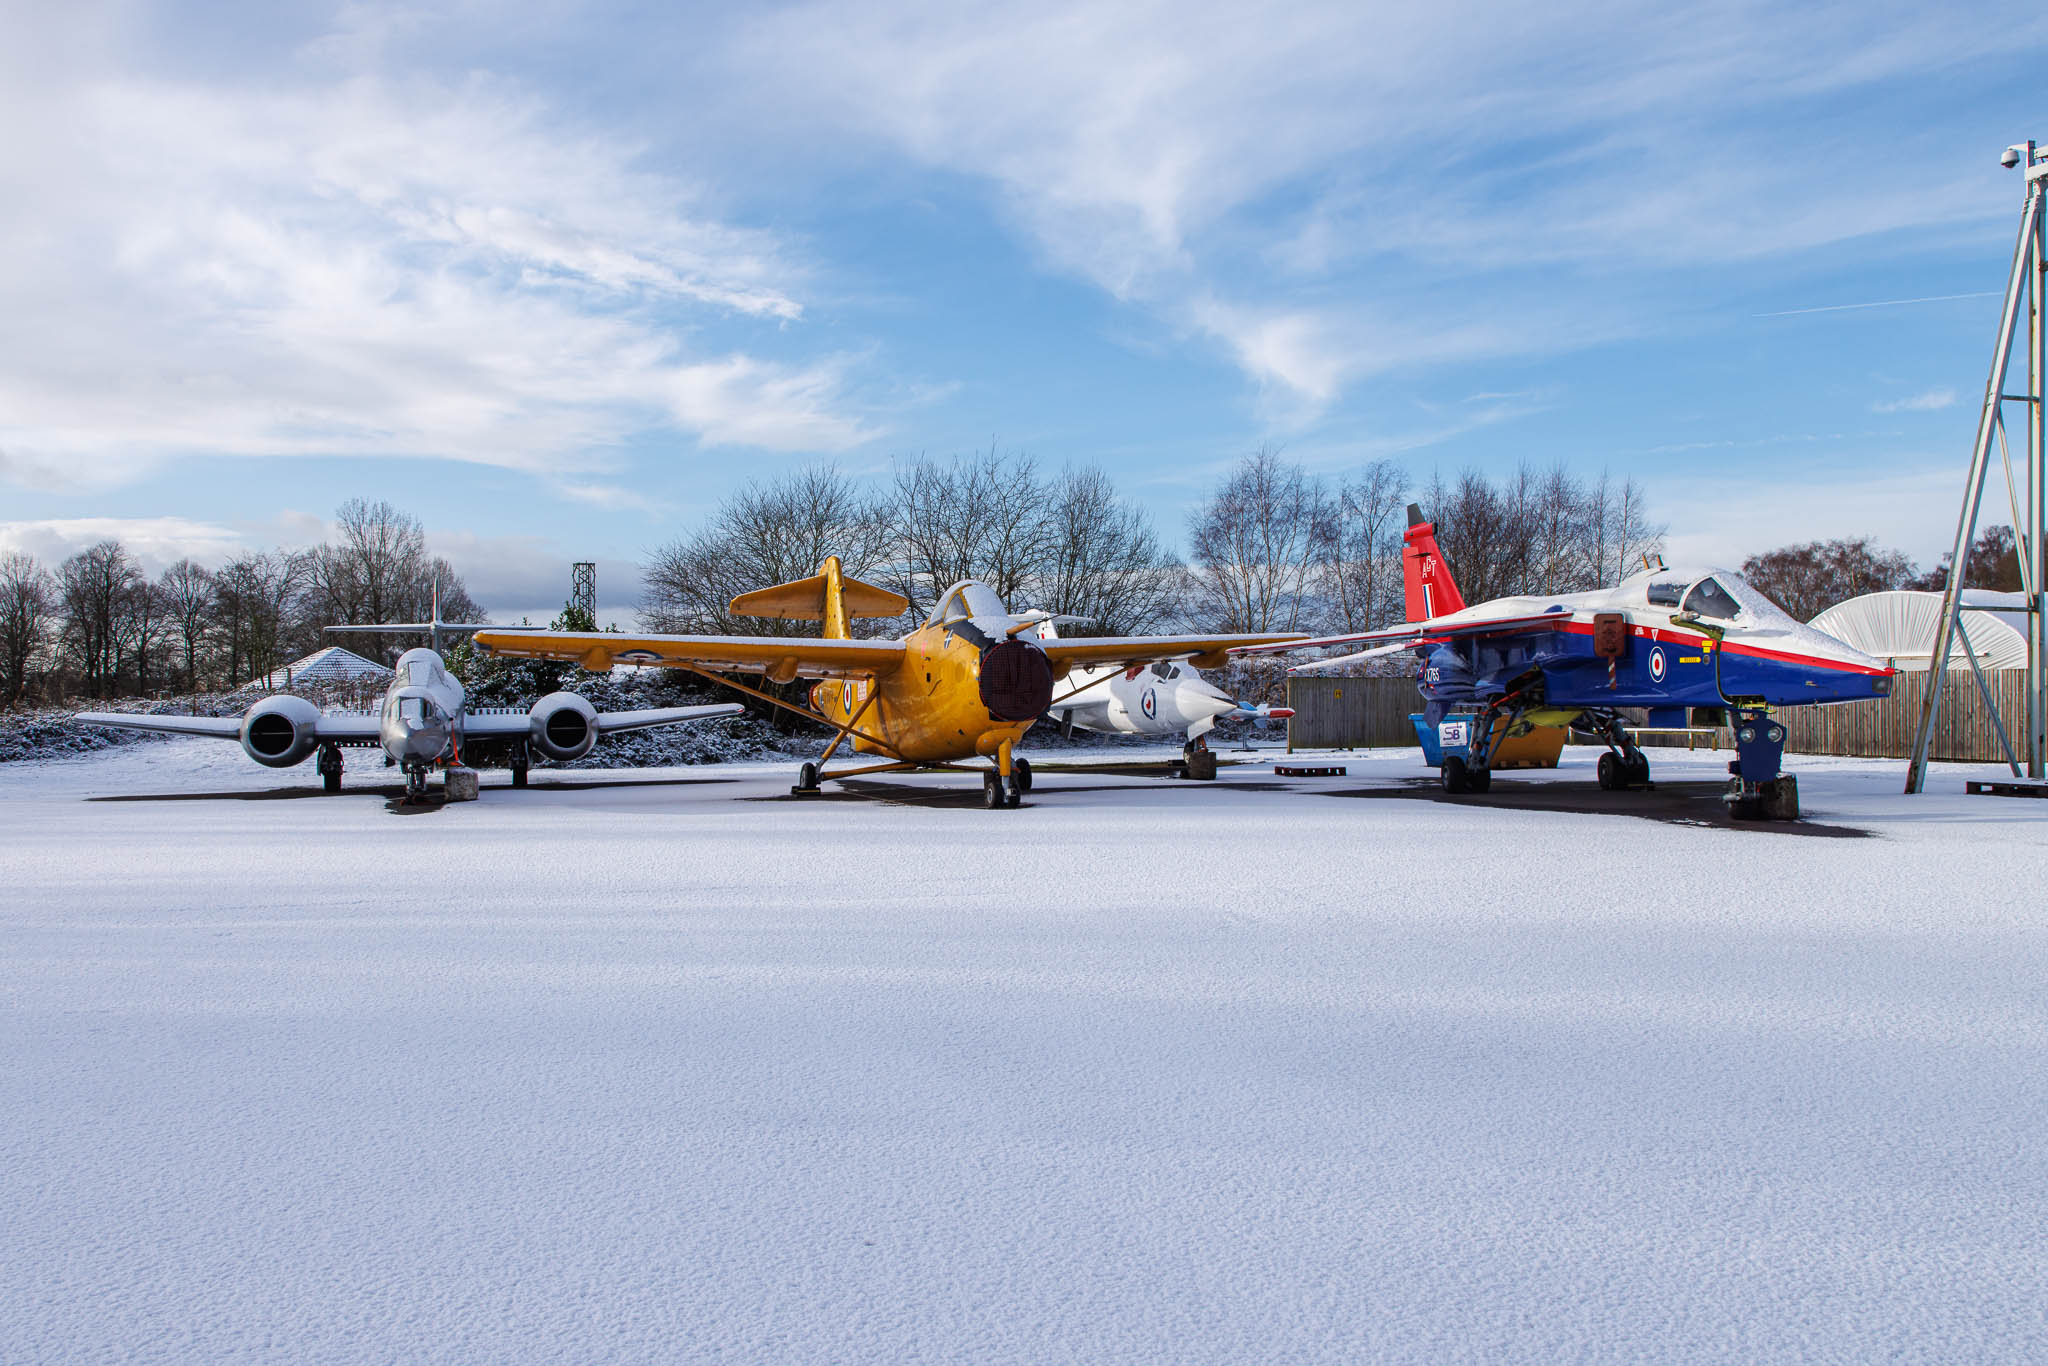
1237,506,1898,819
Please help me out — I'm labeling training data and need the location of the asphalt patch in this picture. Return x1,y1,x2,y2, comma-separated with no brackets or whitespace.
747,776,1292,809
1321,777,1871,838
90,774,736,804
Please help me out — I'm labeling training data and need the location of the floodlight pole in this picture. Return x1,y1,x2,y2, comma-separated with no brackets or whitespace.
1906,140,2048,793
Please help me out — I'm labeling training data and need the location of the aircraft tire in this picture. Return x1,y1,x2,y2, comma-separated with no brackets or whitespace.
511,767,528,789
798,761,820,792
1466,766,1492,794
1597,752,1623,790
1441,756,1471,794
1006,781,1023,809
323,767,341,795
1626,753,1651,786
984,772,1006,809
1014,758,1033,793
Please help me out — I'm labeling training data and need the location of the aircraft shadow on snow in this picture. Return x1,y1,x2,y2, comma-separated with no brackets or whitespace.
87,774,739,812
1321,778,1871,838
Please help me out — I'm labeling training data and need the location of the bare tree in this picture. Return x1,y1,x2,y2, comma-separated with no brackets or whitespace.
1742,537,1919,621
213,551,305,685
1909,524,2024,594
642,463,893,636
881,449,1057,618
1035,466,1182,635
159,559,215,691
0,552,56,706
129,577,172,697
1185,447,1334,632
57,541,144,698
1324,459,1407,631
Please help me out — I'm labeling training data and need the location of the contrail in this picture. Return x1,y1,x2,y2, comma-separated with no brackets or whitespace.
1756,291,1999,318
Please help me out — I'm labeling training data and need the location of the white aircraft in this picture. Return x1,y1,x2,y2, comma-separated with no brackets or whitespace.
78,611,741,800
1032,618,1291,778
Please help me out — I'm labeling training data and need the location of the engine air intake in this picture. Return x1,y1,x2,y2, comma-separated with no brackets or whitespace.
978,639,1054,722
247,713,298,757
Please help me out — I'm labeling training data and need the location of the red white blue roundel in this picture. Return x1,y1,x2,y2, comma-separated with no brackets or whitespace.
1141,688,1158,719
1648,645,1667,682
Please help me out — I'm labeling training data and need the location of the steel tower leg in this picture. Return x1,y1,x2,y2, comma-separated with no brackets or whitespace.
1907,151,2044,793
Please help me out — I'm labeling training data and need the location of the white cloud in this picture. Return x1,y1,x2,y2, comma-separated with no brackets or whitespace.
0,518,250,574
1873,388,1958,413
1654,461,1965,568
0,22,871,492
722,0,2041,406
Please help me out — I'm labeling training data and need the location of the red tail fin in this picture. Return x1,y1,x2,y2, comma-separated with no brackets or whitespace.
1402,504,1466,621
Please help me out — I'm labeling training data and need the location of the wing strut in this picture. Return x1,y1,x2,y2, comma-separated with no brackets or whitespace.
674,665,904,759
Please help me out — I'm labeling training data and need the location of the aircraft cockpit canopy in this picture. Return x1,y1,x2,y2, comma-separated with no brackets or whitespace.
929,581,1010,627
403,658,448,688
1682,576,1742,621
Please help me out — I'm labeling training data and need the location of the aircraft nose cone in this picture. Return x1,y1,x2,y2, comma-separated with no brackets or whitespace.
1182,678,1238,720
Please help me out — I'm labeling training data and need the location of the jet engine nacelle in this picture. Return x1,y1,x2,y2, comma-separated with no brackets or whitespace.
240,694,323,768
529,691,598,761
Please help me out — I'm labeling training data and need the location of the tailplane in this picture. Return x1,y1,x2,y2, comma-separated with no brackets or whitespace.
728,557,909,640
1402,504,1467,622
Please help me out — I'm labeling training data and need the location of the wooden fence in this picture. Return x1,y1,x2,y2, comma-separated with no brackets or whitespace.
1285,670,2036,763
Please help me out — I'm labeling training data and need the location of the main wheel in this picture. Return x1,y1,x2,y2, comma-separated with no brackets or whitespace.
323,767,341,795
1441,755,1471,794
1466,766,1492,794
1597,752,1623,791
1014,758,1033,793
511,765,528,789
799,761,819,790
983,772,1006,809
1626,752,1651,786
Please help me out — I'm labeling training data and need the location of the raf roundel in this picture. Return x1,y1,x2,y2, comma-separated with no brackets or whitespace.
1141,688,1158,720
1648,645,1667,683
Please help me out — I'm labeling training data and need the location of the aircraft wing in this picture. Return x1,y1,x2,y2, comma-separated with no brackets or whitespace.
1041,632,1307,670
73,710,383,742
1286,642,1417,673
1234,609,1574,656
471,628,906,680
74,711,243,739
595,703,745,734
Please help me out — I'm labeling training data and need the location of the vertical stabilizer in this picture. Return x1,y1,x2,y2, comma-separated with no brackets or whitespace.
1402,504,1467,622
821,556,850,640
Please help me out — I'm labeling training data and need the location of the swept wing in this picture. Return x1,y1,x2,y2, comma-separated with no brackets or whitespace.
1232,609,1572,657
471,628,906,681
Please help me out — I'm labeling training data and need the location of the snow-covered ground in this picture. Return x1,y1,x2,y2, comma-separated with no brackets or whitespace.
4,739,2046,1363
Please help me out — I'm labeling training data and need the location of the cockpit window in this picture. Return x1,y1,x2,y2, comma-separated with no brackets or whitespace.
928,582,1010,627
1150,661,1174,679
1646,581,1686,607
405,660,442,687
1682,577,1742,621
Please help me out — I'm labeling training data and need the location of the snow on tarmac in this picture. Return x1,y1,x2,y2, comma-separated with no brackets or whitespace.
3,740,2046,1364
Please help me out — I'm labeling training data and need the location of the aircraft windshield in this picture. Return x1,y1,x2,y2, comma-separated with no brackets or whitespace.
405,660,441,687
1683,577,1742,621
930,582,1010,626
400,698,427,726
1646,581,1686,607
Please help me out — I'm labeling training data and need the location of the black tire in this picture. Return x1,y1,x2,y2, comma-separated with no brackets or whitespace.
1467,766,1492,794
511,766,528,789
1626,753,1651,786
323,767,341,795
1441,755,1471,794
1005,780,1023,809
1597,752,1622,791
1014,758,1033,793
984,772,1006,809
799,761,820,791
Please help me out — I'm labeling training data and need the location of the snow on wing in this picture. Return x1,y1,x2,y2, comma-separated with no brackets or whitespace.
470,629,906,680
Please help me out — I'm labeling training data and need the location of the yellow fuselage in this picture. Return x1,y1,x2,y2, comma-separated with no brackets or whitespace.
812,621,1037,763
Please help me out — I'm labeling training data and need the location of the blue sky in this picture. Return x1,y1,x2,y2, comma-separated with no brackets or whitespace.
2,0,2044,621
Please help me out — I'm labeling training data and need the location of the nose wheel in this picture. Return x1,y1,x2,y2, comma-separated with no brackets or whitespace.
317,743,344,794
982,770,1022,809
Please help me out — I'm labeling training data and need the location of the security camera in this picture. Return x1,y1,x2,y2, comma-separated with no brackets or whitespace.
2003,145,2025,169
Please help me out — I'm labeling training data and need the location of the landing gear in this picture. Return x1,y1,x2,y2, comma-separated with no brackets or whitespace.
1725,711,1797,820
791,761,822,796
1595,718,1651,790
1013,757,1033,793
982,771,1020,809
402,762,429,803
509,744,529,789
317,743,343,794
1441,756,1491,794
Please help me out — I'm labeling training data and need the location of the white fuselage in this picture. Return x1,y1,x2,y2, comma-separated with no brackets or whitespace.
1053,658,1240,739
379,647,467,767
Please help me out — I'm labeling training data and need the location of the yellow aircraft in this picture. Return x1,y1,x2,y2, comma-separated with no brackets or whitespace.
470,558,1304,808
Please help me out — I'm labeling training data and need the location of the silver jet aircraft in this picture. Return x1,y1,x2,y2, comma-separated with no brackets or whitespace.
78,608,741,799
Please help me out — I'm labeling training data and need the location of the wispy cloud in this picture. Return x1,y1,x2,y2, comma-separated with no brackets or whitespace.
1757,292,1999,318
0,19,873,491
1874,388,1958,413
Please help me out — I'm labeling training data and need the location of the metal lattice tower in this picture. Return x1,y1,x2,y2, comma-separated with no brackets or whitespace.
1906,139,2048,792
571,562,596,623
